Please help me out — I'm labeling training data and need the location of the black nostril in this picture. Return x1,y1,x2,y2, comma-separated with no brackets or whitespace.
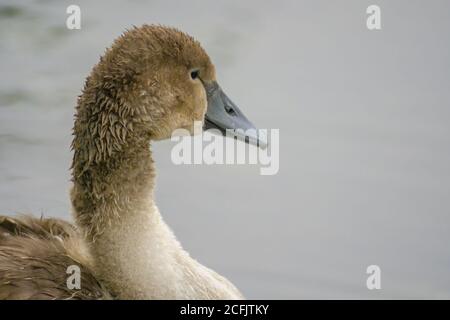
225,105,236,116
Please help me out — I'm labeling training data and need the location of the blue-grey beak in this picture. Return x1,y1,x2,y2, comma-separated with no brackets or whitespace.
202,81,267,148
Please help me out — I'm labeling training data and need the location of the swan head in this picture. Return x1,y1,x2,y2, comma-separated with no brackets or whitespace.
73,25,263,165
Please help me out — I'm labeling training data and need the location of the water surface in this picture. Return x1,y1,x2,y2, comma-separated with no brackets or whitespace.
1,0,449,298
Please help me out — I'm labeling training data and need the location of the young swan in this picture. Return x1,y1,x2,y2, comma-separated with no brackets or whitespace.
0,25,263,300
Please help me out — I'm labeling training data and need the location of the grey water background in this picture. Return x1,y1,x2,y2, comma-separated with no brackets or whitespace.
1,0,449,299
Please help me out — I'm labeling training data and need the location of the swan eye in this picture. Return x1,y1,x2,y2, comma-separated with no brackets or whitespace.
190,70,200,80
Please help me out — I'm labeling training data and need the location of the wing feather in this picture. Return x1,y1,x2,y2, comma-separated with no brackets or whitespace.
0,215,111,300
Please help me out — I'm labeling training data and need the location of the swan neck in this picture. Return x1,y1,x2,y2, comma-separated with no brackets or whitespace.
71,139,155,239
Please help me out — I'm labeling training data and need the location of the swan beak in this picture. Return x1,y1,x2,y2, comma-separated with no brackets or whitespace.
203,81,267,148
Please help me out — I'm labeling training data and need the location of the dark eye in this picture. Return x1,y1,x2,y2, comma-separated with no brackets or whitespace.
190,69,200,80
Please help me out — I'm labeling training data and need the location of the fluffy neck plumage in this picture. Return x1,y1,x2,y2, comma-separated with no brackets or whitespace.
70,96,243,299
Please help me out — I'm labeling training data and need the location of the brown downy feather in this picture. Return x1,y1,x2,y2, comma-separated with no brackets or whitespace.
0,215,111,300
